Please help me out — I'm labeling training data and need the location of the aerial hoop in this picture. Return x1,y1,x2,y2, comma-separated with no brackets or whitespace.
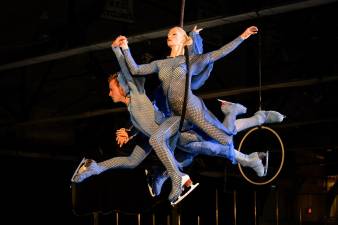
236,19,285,185
237,126,285,185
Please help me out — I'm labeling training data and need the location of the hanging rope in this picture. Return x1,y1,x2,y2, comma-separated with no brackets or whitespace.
179,46,190,131
238,14,285,185
257,12,263,111
258,32,262,111
178,0,190,132
179,0,186,28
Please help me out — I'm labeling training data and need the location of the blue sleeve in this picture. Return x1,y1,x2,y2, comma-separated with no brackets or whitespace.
188,31,203,55
112,47,133,83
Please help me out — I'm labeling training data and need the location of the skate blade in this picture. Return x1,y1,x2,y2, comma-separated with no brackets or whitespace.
217,98,227,103
144,169,156,197
217,99,231,104
263,151,269,176
71,157,87,183
170,182,199,206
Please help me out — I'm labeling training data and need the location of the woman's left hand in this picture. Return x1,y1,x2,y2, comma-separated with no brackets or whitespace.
192,25,203,33
240,26,258,40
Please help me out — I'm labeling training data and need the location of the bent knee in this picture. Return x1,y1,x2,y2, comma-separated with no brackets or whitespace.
149,133,165,146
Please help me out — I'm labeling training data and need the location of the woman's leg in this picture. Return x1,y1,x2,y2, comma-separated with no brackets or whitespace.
149,116,192,202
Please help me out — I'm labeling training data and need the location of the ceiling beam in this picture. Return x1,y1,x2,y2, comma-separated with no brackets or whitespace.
0,0,337,72
0,149,77,161
4,75,336,126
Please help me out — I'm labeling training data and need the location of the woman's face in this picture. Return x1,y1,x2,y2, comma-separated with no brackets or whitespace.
167,27,186,48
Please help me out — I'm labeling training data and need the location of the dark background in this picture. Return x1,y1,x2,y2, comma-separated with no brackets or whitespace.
1,0,338,225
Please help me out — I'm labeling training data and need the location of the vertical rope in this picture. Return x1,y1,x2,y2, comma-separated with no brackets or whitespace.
258,31,262,111
179,0,186,27
257,12,262,111
178,0,190,131
179,45,190,131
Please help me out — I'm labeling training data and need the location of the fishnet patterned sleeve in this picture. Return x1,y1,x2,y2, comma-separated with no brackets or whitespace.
123,49,159,75
112,47,133,83
209,36,244,62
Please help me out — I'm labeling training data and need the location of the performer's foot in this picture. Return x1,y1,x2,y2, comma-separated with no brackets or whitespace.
247,152,269,177
169,175,199,206
217,99,247,116
255,110,285,125
145,169,156,197
235,151,268,177
72,159,103,183
145,169,168,197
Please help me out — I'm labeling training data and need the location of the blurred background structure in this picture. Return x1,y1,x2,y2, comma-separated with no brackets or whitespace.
1,0,338,224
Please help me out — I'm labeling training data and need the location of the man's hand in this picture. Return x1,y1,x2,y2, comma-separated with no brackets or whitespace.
116,128,130,148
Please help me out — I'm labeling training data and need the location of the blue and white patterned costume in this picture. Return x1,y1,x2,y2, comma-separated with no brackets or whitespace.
72,27,285,204
122,35,245,201
123,36,244,141
72,33,237,199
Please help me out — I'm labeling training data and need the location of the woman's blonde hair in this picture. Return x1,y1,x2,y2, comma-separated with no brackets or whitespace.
171,26,193,46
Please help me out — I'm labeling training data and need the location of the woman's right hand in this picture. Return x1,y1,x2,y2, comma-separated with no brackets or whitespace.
112,36,129,49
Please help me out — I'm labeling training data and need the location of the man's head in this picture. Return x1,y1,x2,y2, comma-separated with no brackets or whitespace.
108,73,127,103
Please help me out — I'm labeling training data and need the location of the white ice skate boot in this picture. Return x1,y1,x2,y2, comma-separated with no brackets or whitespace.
145,169,169,197
235,151,269,177
170,175,199,206
217,99,247,116
255,110,285,125
71,158,104,183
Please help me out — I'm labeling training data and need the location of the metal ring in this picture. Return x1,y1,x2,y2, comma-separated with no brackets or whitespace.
238,126,285,185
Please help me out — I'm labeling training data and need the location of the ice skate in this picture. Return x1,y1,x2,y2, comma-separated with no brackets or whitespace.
145,169,169,197
248,151,269,177
255,110,285,125
264,151,269,176
71,158,103,183
170,175,199,206
236,151,269,177
71,157,87,182
217,99,247,116
145,169,156,197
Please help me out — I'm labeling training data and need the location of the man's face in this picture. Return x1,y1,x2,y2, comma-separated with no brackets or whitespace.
167,27,186,48
108,79,125,103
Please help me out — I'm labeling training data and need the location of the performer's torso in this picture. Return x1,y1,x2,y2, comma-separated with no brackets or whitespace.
157,55,207,115
128,83,158,137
